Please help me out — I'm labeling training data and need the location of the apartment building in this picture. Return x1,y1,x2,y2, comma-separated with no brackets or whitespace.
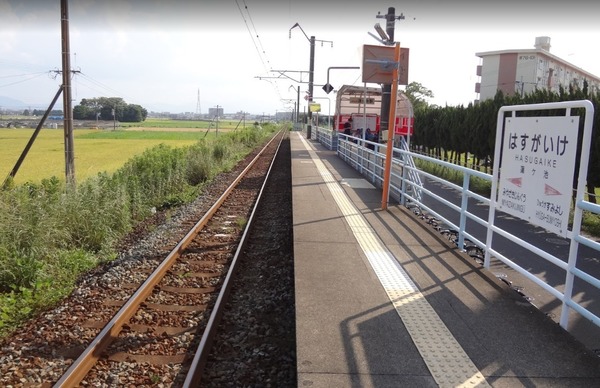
475,36,600,101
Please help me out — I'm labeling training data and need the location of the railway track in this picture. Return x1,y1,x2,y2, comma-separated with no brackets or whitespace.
55,130,285,386
0,130,290,387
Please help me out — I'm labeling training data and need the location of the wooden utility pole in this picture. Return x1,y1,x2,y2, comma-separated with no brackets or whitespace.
61,0,76,187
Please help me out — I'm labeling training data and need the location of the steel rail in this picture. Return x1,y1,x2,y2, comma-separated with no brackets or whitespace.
53,131,284,387
183,131,285,387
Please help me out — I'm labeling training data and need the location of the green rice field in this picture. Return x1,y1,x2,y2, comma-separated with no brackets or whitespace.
0,128,210,184
121,118,247,130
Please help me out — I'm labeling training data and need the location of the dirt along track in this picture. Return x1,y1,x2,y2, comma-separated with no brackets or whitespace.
0,130,296,387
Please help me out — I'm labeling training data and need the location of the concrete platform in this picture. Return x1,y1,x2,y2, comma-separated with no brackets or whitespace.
291,132,600,387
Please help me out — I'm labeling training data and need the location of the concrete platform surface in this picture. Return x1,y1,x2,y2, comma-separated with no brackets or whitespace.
291,132,600,388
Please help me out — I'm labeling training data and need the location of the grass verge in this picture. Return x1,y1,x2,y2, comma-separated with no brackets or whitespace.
0,124,278,338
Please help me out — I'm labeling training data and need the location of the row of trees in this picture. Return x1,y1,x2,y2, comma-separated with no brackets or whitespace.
406,82,600,201
73,97,148,122
21,109,63,117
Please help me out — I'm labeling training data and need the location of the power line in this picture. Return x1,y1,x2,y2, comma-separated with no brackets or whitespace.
76,72,136,102
0,71,49,80
73,77,114,99
0,71,49,88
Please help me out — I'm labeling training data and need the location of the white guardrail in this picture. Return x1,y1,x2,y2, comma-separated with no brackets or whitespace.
314,111,600,333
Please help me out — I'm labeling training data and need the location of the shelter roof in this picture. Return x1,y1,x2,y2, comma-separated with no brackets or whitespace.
335,84,413,116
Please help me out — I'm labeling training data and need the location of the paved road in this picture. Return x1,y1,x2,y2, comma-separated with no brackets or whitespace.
416,175,600,353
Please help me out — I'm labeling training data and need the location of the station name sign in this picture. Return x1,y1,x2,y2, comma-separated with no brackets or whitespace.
349,97,375,104
497,116,578,237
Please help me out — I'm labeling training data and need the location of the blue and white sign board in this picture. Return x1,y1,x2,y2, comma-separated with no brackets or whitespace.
498,116,578,237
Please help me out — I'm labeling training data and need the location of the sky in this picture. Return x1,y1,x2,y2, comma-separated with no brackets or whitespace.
2,0,600,117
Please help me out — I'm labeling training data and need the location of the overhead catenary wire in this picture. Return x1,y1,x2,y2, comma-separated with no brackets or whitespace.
242,0,271,71
235,0,270,75
235,0,284,104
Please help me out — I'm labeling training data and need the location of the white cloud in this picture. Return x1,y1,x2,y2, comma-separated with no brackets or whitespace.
1,0,600,115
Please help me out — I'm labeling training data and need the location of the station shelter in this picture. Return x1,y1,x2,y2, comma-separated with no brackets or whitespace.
334,84,414,144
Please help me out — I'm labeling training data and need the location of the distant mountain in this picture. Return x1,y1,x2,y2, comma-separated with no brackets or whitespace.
0,96,28,109
0,96,56,113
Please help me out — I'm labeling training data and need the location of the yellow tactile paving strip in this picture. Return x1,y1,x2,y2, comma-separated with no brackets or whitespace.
298,134,490,387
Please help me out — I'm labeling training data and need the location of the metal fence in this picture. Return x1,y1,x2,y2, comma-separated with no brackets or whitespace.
314,126,337,150
316,121,600,333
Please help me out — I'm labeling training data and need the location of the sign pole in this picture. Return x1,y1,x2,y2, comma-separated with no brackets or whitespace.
381,42,400,210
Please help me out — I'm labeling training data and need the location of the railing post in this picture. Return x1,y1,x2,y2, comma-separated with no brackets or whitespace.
458,173,470,250
400,150,408,206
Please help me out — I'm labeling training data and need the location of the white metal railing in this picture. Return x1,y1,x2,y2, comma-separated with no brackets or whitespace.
336,133,423,204
314,126,337,150
398,136,423,203
331,106,600,334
